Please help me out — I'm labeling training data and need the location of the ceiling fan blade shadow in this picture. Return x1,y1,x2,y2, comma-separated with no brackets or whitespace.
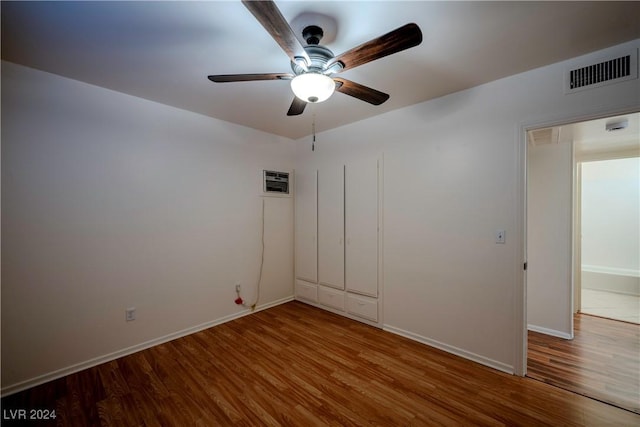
334,78,389,105
329,23,422,72
242,0,310,69
208,73,293,83
287,97,307,116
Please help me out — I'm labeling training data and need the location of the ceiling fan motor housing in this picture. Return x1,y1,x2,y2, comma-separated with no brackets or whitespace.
303,25,324,45
288,25,342,76
291,45,333,74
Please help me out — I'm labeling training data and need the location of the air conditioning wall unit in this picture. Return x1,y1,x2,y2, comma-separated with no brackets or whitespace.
261,169,292,197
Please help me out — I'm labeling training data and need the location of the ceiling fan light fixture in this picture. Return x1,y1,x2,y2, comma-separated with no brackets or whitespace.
291,73,335,103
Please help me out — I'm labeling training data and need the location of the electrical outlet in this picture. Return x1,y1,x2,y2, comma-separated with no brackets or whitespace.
495,230,506,244
126,307,136,322
235,283,241,293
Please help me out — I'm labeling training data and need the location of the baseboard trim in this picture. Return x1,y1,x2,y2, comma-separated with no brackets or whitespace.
383,324,514,375
1,296,294,398
582,269,640,296
527,324,573,339
582,264,639,278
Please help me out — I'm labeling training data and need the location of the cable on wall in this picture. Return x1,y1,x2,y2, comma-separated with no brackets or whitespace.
250,197,265,311
236,197,265,311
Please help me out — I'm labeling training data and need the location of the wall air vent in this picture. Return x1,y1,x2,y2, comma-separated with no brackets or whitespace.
565,49,637,93
528,127,559,147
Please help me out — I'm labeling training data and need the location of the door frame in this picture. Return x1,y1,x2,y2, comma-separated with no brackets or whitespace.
515,106,639,376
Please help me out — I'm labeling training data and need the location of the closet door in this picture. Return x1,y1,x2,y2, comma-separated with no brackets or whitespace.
345,156,379,296
318,165,345,289
294,168,317,283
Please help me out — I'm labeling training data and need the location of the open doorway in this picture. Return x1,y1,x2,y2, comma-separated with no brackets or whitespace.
527,112,639,333
525,112,640,413
579,156,639,324
572,114,639,324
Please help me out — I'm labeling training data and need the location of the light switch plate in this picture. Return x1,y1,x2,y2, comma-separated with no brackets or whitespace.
495,230,506,244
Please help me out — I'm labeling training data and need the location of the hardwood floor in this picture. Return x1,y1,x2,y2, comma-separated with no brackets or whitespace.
3,302,639,426
528,313,640,414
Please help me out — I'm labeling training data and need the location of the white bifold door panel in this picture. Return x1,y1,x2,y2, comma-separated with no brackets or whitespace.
294,154,382,327
294,168,317,283
345,156,379,297
318,165,345,289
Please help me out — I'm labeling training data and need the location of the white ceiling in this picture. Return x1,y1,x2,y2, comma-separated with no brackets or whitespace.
2,1,640,139
564,112,640,157
528,112,640,158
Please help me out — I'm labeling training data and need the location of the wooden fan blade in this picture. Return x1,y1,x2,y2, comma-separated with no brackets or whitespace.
333,78,389,105
242,0,310,68
329,23,422,72
208,73,293,83
287,97,307,116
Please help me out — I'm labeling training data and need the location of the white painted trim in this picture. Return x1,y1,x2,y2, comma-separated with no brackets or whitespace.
574,161,583,314
527,324,573,339
514,119,527,376
570,140,576,337
377,153,384,327
1,296,294,398
582,264,640,278
383,324,514,375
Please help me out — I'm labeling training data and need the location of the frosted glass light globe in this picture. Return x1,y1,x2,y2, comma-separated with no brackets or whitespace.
290,73,335,103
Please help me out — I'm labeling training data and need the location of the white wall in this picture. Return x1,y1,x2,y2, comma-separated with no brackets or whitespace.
581,157,640,295
3,39,639,391
295,40,640,372
527,142,573,337
582,158,640,272
1,61,295,392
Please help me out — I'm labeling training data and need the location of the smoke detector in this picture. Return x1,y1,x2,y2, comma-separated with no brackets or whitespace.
605,118,628,132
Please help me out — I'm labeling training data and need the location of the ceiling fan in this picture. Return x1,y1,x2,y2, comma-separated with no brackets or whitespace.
208,0,423,116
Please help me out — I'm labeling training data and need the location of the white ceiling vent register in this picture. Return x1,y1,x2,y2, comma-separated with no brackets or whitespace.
565,48,637,94
528,127,560,147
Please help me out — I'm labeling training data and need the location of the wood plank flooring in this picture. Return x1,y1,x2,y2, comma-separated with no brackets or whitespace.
527,313,640,414
3,301,640,426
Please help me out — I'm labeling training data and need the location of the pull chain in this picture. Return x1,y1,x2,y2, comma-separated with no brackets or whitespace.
312,112,316,152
